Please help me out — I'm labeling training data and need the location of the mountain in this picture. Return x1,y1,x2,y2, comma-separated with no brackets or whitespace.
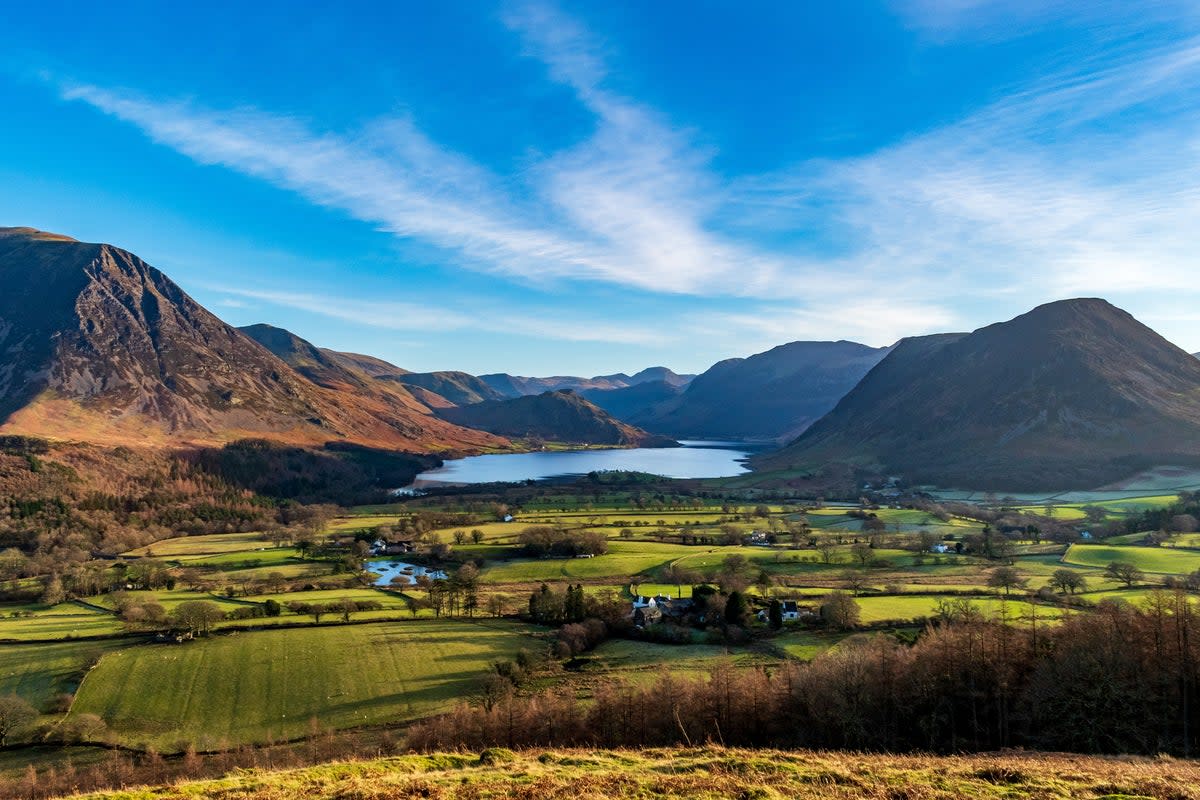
635,341,893,440
581,380,685,421
0,227,506,451
386,371,508,406
436,390,676,447
630,366,693,388
479,368,693,398
759,299,1200,490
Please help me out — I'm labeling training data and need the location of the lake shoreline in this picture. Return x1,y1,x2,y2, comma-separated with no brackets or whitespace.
402,440,767,490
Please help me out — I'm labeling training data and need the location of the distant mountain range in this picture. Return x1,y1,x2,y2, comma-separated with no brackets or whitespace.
759,298,1200,490
624,341,893,441
479,367,693,399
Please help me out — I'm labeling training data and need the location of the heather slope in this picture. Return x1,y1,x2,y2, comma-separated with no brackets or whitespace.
50,747,1200,800
0,228,505,452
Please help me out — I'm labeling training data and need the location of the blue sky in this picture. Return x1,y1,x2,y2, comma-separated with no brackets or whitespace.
3,1,1200,375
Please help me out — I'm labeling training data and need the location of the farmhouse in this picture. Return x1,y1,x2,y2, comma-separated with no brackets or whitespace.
631,595,664,610
656,597,695,620
756,600,808,624
370,538,415,556
633,606,663,627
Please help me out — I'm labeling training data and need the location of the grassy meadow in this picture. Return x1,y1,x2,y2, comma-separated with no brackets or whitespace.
52,746,1200,800
67,620,541,750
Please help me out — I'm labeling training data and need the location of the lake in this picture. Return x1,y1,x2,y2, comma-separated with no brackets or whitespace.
408,440,765,487
368,560,448,587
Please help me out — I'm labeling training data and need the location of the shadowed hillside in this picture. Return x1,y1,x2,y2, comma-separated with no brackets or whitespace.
760,299,1200,489
436,390,676,447
636,340,892,440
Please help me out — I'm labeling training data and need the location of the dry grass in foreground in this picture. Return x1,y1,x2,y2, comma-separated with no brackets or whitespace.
51,746,1200,800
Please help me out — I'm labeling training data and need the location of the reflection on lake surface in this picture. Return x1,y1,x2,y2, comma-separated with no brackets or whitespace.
410,440,765,487
368,560,448,587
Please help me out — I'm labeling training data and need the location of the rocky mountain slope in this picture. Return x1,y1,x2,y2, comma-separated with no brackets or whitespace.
0,227,505,452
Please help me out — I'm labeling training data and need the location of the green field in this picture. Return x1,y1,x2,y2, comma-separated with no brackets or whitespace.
854,594,1064,624
0,640,120,710
479,540,693,582
0,602,124,641
584,638,769,678
1063,544,1200,574
126,532,271,557
772,630,851,660
68,620,541,750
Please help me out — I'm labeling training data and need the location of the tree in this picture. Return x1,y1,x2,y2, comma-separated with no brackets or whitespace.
263,599,282,617
471,529,485,544
820,591,860,630
816,540,838,565
841,572,868,596
1049,569,1088,595
987,566,1029,596
0,695,37,745
40,574,65,605
767,598,784,630
1105,561,1144,588
173,600,224,635
850,542,873,567
486,593,509,618
724,590,749,627
337,597,358,623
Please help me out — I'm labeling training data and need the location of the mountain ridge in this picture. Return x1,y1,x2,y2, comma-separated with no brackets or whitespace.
632,340,893,440
759,298,1200,489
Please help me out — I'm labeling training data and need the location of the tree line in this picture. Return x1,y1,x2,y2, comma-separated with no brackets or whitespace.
411,591,1200,756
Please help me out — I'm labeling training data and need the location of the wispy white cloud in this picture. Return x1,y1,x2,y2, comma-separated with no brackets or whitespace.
709,299,962,350
736,31,1200,306
212,285,669,346
891,0,1198,42
52,1,1200,353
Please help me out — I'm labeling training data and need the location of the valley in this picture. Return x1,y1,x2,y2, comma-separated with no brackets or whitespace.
5,229,1200,797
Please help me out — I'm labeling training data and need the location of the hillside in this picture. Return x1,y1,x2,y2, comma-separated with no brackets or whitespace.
760,298,1200,489
638,341,892,440
46,747,1200,800
436,390,676,446
0,228,506,452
